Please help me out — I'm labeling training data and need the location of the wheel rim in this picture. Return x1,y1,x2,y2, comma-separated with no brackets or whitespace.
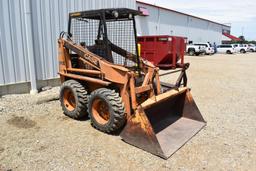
63,88,76,111
92,98,110,125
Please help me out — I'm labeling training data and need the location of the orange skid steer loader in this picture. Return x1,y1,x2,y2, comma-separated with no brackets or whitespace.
58,8,206,159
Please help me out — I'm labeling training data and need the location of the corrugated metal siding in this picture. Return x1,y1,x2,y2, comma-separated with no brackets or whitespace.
136,3,230,45
0,0,30,85
0,0,136,85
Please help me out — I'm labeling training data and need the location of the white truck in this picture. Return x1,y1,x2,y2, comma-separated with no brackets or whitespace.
232,44,247,53
186,44,206,56
194,43,214,55
249,44,256,52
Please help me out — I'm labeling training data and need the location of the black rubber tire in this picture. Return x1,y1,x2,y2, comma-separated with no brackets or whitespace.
60,79,88,119
240,49,246,53
88,88,126,133
188,49,195,56
226,50,232,54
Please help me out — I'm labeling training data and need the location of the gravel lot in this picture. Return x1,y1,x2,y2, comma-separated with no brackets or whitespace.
0,53,256,171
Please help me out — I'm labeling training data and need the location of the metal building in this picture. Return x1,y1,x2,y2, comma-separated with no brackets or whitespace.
0,0,232,95
0,0,136,95
136,1,231,44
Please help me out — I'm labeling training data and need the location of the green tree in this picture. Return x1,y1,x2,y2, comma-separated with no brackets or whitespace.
238,36,245,43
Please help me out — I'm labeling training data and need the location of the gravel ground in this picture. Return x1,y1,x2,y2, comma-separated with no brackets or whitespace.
0,53,256,171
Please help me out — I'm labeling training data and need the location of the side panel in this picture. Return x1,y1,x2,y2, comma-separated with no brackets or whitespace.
0,0,136,86
136,2,230,45
0,0,29,85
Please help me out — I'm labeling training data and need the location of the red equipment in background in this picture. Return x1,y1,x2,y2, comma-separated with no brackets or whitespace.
138,35,186,70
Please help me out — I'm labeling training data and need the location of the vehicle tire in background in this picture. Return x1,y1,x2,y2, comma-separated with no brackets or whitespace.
188,49,195,56
60,79,88,119
240,49,246,53
226,50,232,54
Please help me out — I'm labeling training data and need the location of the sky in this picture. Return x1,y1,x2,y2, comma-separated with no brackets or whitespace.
138,0,256,40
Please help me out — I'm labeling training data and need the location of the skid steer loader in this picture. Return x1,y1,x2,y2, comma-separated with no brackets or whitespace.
58,8,206,159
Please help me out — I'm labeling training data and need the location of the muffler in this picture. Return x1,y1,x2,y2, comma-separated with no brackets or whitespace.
120,87,206,159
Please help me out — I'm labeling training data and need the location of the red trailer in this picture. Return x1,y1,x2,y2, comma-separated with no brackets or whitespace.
138,35,186,70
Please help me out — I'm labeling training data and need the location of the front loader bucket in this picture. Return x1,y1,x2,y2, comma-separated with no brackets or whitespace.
120,87,206,159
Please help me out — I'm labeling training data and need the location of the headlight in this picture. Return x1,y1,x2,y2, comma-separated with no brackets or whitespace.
112,11,119,18
129,13,133,19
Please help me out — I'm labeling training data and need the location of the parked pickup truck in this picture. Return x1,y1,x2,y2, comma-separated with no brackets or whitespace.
194,42,214,55
232,44,247,53
249,44,256,52
186,44,206,56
